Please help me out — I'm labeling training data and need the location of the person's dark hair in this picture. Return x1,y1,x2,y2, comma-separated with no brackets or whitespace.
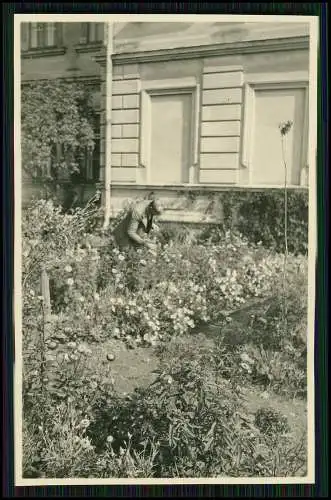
147,191,156,201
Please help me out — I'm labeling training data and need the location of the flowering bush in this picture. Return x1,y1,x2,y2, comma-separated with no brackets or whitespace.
22,198,308,478
22,198,308,380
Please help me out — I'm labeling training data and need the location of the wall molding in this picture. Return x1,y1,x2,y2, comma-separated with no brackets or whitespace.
21,75,101,86
245,71,309,86
109,182,308,193
74,42,104,54
95,36,309,66
21,47,67,59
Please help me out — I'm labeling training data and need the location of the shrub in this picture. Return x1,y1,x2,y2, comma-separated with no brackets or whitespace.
196,190,308,256
22,197,308,478
86,337,307,478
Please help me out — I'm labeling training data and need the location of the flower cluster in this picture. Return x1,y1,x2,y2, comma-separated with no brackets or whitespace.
23,199,307,350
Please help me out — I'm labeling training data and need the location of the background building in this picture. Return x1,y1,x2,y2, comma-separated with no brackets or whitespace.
21,21,310,222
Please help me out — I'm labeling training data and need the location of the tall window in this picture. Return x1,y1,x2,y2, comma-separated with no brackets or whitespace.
250,87,308,186
29,23,62,49
241,81,309,187
80,23,104,44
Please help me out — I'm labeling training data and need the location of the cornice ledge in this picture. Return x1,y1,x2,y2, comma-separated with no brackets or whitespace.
110,183,308,192
75,42,104,54
21,47,67,59
21,75,101,85
102,36,309,65
94,51,107,67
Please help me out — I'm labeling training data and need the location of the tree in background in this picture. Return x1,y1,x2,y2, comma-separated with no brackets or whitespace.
21,80,97,199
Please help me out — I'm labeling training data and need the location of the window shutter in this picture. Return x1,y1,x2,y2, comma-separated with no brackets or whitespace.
21,23,29,51
55,23,63,47
37,23,45,48
46,23,56,47
80,23,88,44
89,23,96,43
96,23,104,42
29,23,38,49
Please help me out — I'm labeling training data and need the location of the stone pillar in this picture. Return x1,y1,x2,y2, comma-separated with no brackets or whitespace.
200,60,244,185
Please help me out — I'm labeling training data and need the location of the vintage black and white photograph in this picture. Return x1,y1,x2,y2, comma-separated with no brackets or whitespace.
15,14,318,484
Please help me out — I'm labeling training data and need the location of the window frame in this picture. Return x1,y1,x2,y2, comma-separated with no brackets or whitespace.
28,22,63,50
240,71,309,188
139,77,201,186
79,23,104,45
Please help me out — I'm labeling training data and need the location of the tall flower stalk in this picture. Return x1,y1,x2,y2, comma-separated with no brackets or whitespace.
279,120,293,336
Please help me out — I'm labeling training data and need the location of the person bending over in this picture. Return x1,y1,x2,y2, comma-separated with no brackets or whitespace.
113,194,163,252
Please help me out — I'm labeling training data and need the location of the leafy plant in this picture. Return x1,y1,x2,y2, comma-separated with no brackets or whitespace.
21,80,96,188
22,198,308,478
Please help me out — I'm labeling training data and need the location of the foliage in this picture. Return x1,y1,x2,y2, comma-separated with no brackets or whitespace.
21,80,96,183
22,198,308,478
23,336,307,478
196,189,308,256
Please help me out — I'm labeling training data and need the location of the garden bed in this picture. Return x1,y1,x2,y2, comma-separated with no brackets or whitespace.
21,199,308,479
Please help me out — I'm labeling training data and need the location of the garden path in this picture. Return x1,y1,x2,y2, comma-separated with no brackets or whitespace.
85,329,307,443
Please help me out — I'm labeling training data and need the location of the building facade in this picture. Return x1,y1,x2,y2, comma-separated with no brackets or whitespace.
21,21,310,222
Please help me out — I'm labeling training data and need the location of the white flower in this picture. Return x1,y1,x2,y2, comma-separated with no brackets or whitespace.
118,254,125,261
111,268,118,274
80,418,90,428
79,296,85,302
107,435,114,444
65,265,72,273
67,278,74,286
140,259,147,266
240,362,252,373
80,437,93,449
240,353,254,365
